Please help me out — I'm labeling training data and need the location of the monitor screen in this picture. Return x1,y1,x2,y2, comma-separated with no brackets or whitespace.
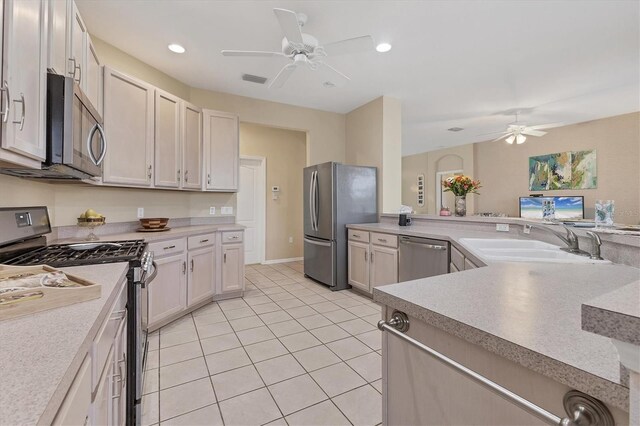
519,196,584,220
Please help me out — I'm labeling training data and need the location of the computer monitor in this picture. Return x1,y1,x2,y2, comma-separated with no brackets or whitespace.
519,196,584,220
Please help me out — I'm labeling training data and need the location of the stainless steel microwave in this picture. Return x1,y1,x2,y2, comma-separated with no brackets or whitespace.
0,73,106,179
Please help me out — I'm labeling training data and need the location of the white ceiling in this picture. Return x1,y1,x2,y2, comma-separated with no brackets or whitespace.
77,0,639,156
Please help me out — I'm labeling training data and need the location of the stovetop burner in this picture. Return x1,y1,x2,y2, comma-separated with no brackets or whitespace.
3,240,146,267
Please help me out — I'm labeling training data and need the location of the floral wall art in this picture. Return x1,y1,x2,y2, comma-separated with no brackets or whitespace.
528,150,597,191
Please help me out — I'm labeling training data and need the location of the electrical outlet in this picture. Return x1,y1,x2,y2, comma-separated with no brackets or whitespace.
221,206,233,215
523,225,531,234
496,223,510,232
289,237,293,243
209,207,216,215
137,208,144,218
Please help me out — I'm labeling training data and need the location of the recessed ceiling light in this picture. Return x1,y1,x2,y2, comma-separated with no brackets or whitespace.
323,81,336,88
168,43,186,54
447,127,464,132
375,43,392,53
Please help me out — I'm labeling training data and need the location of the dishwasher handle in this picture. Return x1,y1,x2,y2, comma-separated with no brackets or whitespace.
400,239,448,251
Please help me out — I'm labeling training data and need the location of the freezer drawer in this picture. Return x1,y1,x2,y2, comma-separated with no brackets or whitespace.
399,235,450,282
304,237,335,287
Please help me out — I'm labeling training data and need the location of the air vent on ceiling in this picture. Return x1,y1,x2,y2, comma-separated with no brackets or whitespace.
242,74,268,84
447,127,464,132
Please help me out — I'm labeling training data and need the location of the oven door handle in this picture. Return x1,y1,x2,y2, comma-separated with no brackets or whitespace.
144,261,158,288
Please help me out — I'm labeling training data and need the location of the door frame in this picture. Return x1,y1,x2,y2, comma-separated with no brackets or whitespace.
239,155,266,265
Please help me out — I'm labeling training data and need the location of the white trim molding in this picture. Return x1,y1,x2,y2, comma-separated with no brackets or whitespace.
262,257,303,265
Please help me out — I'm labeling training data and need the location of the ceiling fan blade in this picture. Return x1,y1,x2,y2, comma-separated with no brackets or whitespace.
269,63,297,89
273,8,304,45
529,122,563,130
476,130,510,137
522,129,546,137
491,134,509,142
221,50,286,57
317,62,350,87
321,35,374,56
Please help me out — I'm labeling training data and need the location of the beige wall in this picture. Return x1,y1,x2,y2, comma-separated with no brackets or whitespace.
402,144,475,214
240,124,306,261
346,96,402,213
402,112,640,224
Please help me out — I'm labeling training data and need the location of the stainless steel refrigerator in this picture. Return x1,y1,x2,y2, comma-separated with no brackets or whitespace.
304,162,378,290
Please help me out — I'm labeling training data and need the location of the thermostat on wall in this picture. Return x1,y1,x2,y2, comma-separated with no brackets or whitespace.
272,186,280,192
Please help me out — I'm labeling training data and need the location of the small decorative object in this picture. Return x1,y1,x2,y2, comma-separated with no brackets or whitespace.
440,206,451,216
417,174,425,207
529,150,597,190
77,208,105,241
595,200,614,227
442,175,481,217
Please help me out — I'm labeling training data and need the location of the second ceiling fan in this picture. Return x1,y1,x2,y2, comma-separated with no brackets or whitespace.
221,8,374,89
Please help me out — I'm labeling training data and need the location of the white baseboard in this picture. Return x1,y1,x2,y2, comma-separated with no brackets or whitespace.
261,257,303,265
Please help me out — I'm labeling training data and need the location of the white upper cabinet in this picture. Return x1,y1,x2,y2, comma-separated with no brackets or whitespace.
181,102,202,189
1,0,47,164
102,67,154,186
85,34,102,116
203,109,239,192
69,2,87,85
154,89,181,188
47,0,70,75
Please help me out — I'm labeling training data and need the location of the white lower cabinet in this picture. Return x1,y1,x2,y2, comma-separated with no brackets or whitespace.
112,317,127,425
53,355,92,426
148,252,187,328
92,346,114,426
348,232,398,293
187,245,215,306
221,243,244,294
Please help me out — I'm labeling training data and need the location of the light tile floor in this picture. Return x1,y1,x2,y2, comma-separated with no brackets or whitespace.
143,261,383,426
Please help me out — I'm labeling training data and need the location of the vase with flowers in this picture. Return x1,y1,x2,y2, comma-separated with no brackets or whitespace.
442,175,482,217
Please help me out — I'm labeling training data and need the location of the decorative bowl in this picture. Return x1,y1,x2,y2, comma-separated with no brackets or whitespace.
139,218,169,229
77,217,106,241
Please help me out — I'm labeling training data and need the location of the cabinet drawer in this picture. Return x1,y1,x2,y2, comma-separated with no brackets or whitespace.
53,356,91,426
148,238,185,257
348,230,370,243
451,245,465,272
371,232,398,248
92,282,126,393
222,231,243,244
188,233,216,250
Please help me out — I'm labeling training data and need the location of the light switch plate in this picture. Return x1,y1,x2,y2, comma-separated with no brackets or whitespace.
496,223,510,232
209,207,216,215
137,208,144,218
221,206,233,215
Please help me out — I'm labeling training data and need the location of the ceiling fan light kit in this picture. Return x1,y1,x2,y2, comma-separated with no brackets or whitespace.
483,112,557,145
221,8,375,89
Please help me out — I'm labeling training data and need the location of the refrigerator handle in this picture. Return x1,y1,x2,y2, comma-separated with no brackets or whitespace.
309,170,316,231
314,170,320,231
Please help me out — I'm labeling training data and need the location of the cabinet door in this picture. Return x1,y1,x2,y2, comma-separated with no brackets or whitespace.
348,241,370,292
112,317,127,426
85,34,102,116
102,67,154,186
187,246,215,306
53,356,91,426
92,345,114,426
154,90,181,188
203,110,239,191
370,245,398,288
1,0,47,161
47,0,69,75
221,243,244,293
69,2,86,85
181,102,202,189
148,254,187,329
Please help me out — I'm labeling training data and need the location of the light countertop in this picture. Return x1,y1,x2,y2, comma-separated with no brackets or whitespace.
0,263,129,426
582,281,640,346
349,222,640,410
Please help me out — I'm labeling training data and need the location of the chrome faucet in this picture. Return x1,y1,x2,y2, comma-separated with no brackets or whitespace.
524,224,589,256
585,231,604,260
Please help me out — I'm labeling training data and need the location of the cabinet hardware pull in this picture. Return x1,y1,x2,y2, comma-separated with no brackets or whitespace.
378,238,387,243
190,259,194,272
68,57,76,77
75,62,82,84
224,253,227,263
371,252,374,263
12,93,25,131
148,165,152,179
184,170,189,182
111,363,123,399
364,251,368,262
0,81,9,123
199,239,209,243
228,235,239,240
177,169,181,182
207,173,211,185
352,233,360,238
83,415,89,426
163,245,176,250
111,309,126,320
182,261,186,274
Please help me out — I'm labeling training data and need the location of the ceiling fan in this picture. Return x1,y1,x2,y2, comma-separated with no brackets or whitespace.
221,8,374,89
482,113,560,144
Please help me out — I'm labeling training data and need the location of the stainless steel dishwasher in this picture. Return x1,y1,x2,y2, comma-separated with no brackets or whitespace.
399,235,450,281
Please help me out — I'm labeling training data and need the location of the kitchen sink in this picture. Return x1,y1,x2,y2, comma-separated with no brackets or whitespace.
458,238,611,264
